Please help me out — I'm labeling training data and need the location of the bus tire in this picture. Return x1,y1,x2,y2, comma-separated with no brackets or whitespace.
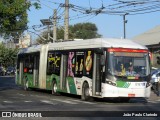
81,82,92,101
24,78,29,91
52,81,58,95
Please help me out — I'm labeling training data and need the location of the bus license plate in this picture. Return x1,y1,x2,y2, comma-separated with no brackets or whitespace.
128,94,135,97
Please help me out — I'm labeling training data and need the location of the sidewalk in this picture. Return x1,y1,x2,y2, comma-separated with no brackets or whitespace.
148,90,160,101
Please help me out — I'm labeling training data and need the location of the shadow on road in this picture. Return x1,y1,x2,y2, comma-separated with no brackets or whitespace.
0,76,157,104
0,76,20,91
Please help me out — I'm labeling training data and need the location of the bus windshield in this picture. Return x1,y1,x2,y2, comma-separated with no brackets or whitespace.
108,52,150,78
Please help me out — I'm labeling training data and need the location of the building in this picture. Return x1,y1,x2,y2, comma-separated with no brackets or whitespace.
1,33,31,49
132,25,160,67
0,37,16,49
4,40,16,49
17,33,31,48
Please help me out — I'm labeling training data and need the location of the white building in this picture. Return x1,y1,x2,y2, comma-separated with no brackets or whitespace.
132,25,160,67
18,33,31,48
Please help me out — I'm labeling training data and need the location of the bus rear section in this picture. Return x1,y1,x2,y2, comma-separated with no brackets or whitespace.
101,48,151,98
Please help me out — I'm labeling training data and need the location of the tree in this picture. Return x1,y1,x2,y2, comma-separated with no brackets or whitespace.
70,23,101,39
0,0,40,38
0,43,18,67
36,22,101,44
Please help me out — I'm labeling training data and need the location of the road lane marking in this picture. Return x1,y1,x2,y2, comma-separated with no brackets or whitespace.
67,99,96,104
41,100,57,105
51,99,77,104
24,101,32,103
148,100,159,103
3,101,13,103
17,93,25,96
30,95,44,97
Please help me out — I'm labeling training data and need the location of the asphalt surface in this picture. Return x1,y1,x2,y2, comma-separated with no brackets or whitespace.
0,76,160,120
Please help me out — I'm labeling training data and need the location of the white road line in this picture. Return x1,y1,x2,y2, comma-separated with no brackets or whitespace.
17,93,25,96
51,99,77,104
67,99,96,104
30,95,39,97
24,101,32,103
148,101,159,103
41,100,57,105
3,101,13,103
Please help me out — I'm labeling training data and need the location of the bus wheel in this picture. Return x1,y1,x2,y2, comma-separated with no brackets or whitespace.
81,82,92,101
52,81,58,95
24,79,29,91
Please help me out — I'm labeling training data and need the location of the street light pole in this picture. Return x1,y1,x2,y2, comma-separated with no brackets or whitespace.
47,25,50,41
123,13,128,39
40,19,52,42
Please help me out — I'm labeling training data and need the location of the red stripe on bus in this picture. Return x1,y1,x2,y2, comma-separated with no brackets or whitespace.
108,48,148,53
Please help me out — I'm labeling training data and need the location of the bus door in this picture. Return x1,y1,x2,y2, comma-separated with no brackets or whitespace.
60,54,68,90
93,53,105,96
33,54,40,87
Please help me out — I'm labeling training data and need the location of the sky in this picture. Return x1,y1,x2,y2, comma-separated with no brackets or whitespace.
27,0,160,41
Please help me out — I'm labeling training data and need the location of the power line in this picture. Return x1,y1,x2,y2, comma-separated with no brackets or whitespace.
37,1,53,10
29,0,160,41
84,14,97,22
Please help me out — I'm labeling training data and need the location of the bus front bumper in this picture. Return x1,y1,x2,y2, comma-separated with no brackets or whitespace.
101,83,151,98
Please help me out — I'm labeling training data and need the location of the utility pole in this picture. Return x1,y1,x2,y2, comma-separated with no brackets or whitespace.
64,0,69,40
123,13,128,39
53,9,57,42
47,25,50,41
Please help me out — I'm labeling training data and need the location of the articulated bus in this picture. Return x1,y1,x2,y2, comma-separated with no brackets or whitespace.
16,38,151,101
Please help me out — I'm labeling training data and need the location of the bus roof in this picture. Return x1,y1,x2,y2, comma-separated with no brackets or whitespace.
18,38,148,54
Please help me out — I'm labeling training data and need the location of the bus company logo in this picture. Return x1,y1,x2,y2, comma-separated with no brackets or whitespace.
2,112,11,117
1,112,42,117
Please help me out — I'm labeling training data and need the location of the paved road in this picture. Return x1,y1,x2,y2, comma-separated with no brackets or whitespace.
0,76,160,120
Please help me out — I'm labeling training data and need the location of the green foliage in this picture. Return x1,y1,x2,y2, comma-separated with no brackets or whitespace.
70,23,100,39
36,22,101,44
0,0,30,33
0,43,18,67
0,0,40,37
32,2,41,9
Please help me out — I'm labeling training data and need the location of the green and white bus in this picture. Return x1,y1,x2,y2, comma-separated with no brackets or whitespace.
16,38,151,100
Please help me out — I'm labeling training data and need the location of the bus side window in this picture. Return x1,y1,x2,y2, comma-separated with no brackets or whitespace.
47,51,61,75
47,52,54,75
17,55,20,74
23,56,29,73
55,53,61,75
75,51,85,77
67,52,75,77
84,50,93,78
23,55,34,74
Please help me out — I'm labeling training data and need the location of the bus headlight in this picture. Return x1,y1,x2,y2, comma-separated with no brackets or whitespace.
106,79,117,86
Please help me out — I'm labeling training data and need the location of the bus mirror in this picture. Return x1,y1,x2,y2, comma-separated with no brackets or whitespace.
100,55,105,66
